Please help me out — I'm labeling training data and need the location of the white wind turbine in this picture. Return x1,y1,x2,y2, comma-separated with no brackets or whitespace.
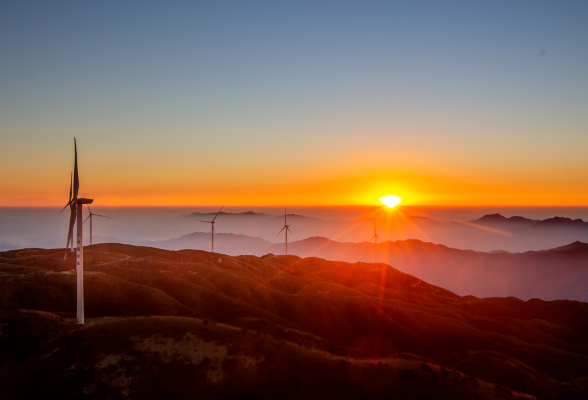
61,138,93,325
195,206,224,252
277,208,292,255
83,205,112,245
369,220,381,263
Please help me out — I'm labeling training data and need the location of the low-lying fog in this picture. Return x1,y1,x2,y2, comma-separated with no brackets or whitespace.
2,206,588,252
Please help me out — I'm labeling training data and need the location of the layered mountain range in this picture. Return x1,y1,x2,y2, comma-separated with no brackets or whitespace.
103,224,588,302
180,212,588,253
266,237,588,302
4,210,588,253
1,244,587,399
107,212,588,256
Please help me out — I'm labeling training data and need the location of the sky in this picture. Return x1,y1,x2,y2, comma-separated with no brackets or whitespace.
1,0,587,207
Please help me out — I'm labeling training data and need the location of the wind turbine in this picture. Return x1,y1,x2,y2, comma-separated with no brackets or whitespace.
195,206,224,252
60,138,93,325
83,205,112,245
277,208,292,255
370,220,381,263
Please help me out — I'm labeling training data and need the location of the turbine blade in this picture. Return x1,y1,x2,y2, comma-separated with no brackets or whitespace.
212,206,224,222
93,214,112,219
277,226,286,235
73,138,79,199
68,172,72,202
195,220,212,223
83,215,91,223
60,173,73,213
87,205,92,215
66,206,76,248
287,227,292,234
60,200,72,213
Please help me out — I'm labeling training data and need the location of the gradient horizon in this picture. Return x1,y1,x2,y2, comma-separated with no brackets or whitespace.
2,1,587,208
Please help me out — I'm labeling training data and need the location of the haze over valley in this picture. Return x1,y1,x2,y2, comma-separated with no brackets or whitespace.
4,207,588,253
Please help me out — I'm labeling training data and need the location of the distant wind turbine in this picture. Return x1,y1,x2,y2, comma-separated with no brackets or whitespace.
83,205,112,245
195,206,224,252
370,220,381,263
277,208,292,255
60,138,93,325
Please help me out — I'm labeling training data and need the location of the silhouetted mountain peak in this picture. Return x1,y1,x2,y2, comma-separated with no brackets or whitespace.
539,217,586,226
478,213,507,221
296,236,331,244
473,214,535,223
272,213,312,219
549,241,588,252
469,214,537,230
187,211,268,217
186,211,314,219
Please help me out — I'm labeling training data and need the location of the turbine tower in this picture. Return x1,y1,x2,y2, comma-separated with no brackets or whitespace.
277,208,292,255
195,206,224,252
61,138,93,325
370,220,380,263
83,205,112,245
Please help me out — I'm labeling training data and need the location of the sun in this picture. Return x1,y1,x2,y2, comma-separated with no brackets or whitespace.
379,195,402,208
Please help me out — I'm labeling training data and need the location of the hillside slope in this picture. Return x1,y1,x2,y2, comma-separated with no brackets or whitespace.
268,237,588,301
1,244,587,399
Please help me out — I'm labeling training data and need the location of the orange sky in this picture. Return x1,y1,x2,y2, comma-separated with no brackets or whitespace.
2,132,587,207
2,164,588,207
2,2,588,208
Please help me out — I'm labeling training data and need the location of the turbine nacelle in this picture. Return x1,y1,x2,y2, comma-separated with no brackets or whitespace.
75,198,94,205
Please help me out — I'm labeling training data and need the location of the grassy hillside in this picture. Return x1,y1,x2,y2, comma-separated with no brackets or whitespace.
1,244,587,399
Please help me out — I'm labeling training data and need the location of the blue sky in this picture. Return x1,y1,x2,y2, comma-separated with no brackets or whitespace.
1,1,587,206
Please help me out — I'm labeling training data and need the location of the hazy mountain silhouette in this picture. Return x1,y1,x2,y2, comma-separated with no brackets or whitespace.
538,216,588,227
266,237,588,301
1,244,587,399
87,225,588,301
181,212,588,252
139,232,272,254
187,211,312,219
398,214,588,252
468,213,538,229
187,211,269,217
4,210,588,253
550,241,588,252
92,235,125,244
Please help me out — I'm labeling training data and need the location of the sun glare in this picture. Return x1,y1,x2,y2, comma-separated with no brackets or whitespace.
380,195,402,208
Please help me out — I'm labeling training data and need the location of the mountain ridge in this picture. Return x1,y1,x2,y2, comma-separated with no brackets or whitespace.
88,230,588,301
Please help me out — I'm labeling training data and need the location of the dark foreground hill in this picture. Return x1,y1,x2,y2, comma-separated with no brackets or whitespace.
1,244,588,399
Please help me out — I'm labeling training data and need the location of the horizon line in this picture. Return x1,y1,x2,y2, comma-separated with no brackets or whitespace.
3,204,588,209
